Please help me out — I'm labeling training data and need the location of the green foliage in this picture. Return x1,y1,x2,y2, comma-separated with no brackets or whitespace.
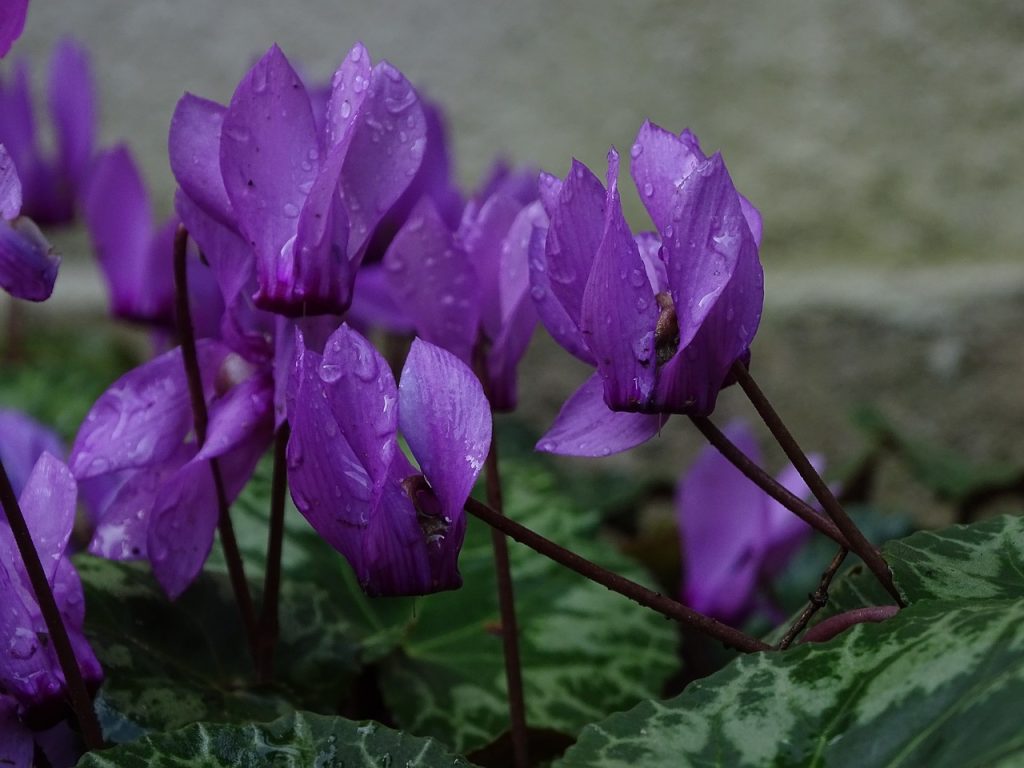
555,515,1024,767
77,710,472,767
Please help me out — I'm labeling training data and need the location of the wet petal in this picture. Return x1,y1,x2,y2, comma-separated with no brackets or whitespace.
677,422,767,622
383,197,479,363
629,120,705,234
529,223,594,364
580,149,657,409
48,39,94,194
362,455,465,596
544,158,605,328
13,453,76,585
346,263,415,334
0,216,59,301
634,231,667,294
459,192,522,340
195,370,274,462
69,341,230,479
663,153,761,352
169,93,236,230
0,695,32,768
175,188,253,308
535,373,667,457
398,338,491,521
220,45,319,307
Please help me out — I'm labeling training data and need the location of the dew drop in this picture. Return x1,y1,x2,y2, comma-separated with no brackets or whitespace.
630,143,643,159
643,182,654,198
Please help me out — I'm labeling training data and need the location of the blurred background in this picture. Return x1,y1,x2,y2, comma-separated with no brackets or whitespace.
11,0,1024,523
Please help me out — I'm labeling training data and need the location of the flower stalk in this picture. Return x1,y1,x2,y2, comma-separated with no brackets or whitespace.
464,496,771,653
173,225,259,660
777,546,849,649
730,362,905,607
257,422,290,682
0,459,103,750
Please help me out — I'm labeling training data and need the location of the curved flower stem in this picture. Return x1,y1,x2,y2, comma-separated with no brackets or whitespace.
464,497,771,653
257,422,290,683
173,225,258,661
0,460,104,750
799,605,900,645
689,415,850,548
730,362,905,607
777,546,849,649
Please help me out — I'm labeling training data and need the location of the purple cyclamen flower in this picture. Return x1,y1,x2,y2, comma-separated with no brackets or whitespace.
0,38,94,225
0,0,28,59
0,453,103,724
0,142,58,300
383,163,545,410
532,121,764,456
677,422,820,624
84,143,223,335
287,326,491,595
69,341,274,598
169,42,428,318
0,408,63,496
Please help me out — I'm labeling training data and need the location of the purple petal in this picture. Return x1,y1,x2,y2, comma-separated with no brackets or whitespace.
346,263,414,334
0,216,59,301
0,695,32,768
739,195,763,248
0,409,63,497
48,39,94,195
0,63,37,176
169,93,236,230
69,341,230,479
14,453,76,585
0,143,22,218
544,158,605,329
629,120,705,234
285,326,398,579
51,559,103,688
485,287,535,412
398,338,491,521
220,46,319,309
459,192,522,341
536,171,562,217
362,454,465,596
0,0,28,58
337,58,428,257
528,223,594,364
383,197,479,363
663,153,762,352
85,146,172,322
536,373,668,457
195,369,274,462
677,423,767,622
175,188,253,308
324,43,372,148
0,560,64,707
580,149,657,410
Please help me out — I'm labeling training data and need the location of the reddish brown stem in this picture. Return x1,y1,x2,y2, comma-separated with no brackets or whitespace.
800,605,900,644
731,362,904,607
173,225,258,661
257,422,290,682
464,497,770,653
777,547,848,649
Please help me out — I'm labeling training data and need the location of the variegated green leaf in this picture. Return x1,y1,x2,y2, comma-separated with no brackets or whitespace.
557,599,1024,767
76,710,472,767
77,557,360,742
219,431,677,753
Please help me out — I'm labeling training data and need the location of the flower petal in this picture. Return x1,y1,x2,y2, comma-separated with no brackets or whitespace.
13,453,76,585
362,454,466,596
529,223,594,364
175,188,253,308
0,695,32,768
634,231,667,294
383,197,479,363
169,93,236,230
629,120,705,234
677,422,767,622
0,143,22,219
544,158,605,329
460,192,522,341
663,152,761,352
761,455,822,576
48,39,94,194
0,216,59,301
346,262,415,334
69,341,230,479
338,58,428,257
85,146,171,321
195,370,274,462
398,338,491,521
0,0,28,58
220,45,319,306
580,149,657,409
0,409,63,497
535,373,667,457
